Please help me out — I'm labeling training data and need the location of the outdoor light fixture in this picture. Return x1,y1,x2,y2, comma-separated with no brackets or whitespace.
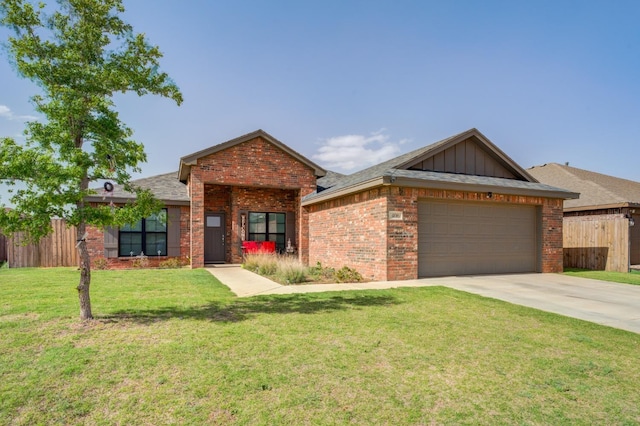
487,192,493,199
625,213,635,227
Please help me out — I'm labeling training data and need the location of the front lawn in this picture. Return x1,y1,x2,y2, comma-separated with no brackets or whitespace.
564,268,640,285
1,268,640,424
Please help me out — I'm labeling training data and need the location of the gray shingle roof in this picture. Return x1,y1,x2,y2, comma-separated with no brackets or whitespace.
528,163,640,210
87,172,189,204
316,170,346,191
303,129,576,203
304,131,469,201
391,169,575,194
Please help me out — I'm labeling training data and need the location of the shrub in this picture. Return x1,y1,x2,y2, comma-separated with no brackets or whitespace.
307,261,336,281
159,258,184,269
258,260,278,276
243,252,278,276
335,266,364,283
276,257,308,284
132,253,149,269
243,254,364,285
93,258,108,270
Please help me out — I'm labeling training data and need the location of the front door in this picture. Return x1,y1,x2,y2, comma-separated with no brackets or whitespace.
204,213,225,263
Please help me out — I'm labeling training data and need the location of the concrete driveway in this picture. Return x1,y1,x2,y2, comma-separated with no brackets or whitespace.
207,266,640,334
427,274,640,334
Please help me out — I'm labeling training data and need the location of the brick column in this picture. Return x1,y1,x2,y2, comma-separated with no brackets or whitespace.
386,187,419,280
190,173,205,268
541,199,564,272
229,188,242,263
299,185,315,265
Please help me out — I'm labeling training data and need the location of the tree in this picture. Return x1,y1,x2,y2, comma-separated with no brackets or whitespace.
0,0,183,320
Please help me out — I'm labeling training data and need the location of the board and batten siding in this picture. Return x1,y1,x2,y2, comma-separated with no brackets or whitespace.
408,138,517,179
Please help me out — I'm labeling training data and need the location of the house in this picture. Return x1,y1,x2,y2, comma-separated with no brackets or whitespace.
529,163,640,272
86,128,578,279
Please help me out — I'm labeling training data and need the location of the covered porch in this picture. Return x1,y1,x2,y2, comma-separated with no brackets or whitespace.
193,183,300,266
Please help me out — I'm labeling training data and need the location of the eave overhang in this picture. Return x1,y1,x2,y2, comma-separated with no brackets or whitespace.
564,202,640,213
302,174,579,206
84,195,190,206
391,176,579,200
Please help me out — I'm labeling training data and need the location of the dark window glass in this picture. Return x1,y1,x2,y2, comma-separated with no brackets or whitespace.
248,212,286,252
119,209,167,256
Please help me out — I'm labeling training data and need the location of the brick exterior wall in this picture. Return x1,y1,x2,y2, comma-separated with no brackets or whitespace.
189,136,317,267
540,199,564,273
308,186,566,281
85,204,190,270
307,188,389,281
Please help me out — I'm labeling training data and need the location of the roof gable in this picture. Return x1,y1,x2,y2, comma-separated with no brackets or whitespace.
528,163,640,211
399,128,535,181
179,129,326,183
303,128,575,205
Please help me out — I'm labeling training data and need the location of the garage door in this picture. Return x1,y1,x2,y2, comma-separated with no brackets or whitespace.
418,200,538,277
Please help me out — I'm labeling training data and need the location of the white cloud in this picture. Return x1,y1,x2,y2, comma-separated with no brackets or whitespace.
0,104,38,121
312,129,408,173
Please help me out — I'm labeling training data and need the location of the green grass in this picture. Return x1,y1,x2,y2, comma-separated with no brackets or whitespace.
2,268,640,425
564,268,640,285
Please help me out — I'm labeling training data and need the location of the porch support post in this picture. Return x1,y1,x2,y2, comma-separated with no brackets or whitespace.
190,173,205,268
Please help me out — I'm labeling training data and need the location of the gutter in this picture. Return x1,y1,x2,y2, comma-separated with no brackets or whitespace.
564,202,640,213
392,176,580,200
302,175,579,206
85,196,190,207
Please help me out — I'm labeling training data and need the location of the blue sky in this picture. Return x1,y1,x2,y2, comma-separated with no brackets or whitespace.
2,0,640,205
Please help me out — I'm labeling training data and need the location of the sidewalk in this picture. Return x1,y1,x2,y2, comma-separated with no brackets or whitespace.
204,264,433,297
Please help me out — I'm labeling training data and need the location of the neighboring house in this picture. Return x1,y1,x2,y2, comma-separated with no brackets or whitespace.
86,128,578,279
529,163,640,272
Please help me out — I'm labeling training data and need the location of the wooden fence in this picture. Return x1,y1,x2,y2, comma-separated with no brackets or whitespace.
4,219,79,268
563,215,629,272
0,233,6,263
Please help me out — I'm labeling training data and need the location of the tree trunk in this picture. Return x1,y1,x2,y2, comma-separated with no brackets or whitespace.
77,219,93,320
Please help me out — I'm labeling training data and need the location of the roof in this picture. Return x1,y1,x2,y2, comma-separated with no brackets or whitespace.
178,129,327,183
85,172,189,205
528,163,640,211
316,170,346,191
303,128,578,205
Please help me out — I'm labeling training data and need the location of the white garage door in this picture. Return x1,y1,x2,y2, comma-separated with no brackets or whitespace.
418,200,538,277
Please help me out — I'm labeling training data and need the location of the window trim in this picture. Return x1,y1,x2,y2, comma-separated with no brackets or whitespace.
248,211,286,252
118,208,168,257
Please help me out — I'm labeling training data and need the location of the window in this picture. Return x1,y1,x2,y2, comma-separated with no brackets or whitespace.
119,209,168,256
248,212,286,252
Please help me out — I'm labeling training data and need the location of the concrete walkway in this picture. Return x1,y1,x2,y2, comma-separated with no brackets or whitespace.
205,265,640,334
204,264,432,297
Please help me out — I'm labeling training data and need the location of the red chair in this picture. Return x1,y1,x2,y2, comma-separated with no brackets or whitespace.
242,241,259,253
261,241,276,253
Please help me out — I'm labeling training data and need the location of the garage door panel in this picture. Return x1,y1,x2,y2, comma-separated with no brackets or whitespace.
418,200,537,277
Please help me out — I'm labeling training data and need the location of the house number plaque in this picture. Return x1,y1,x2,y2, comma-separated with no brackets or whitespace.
389,211,403,221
